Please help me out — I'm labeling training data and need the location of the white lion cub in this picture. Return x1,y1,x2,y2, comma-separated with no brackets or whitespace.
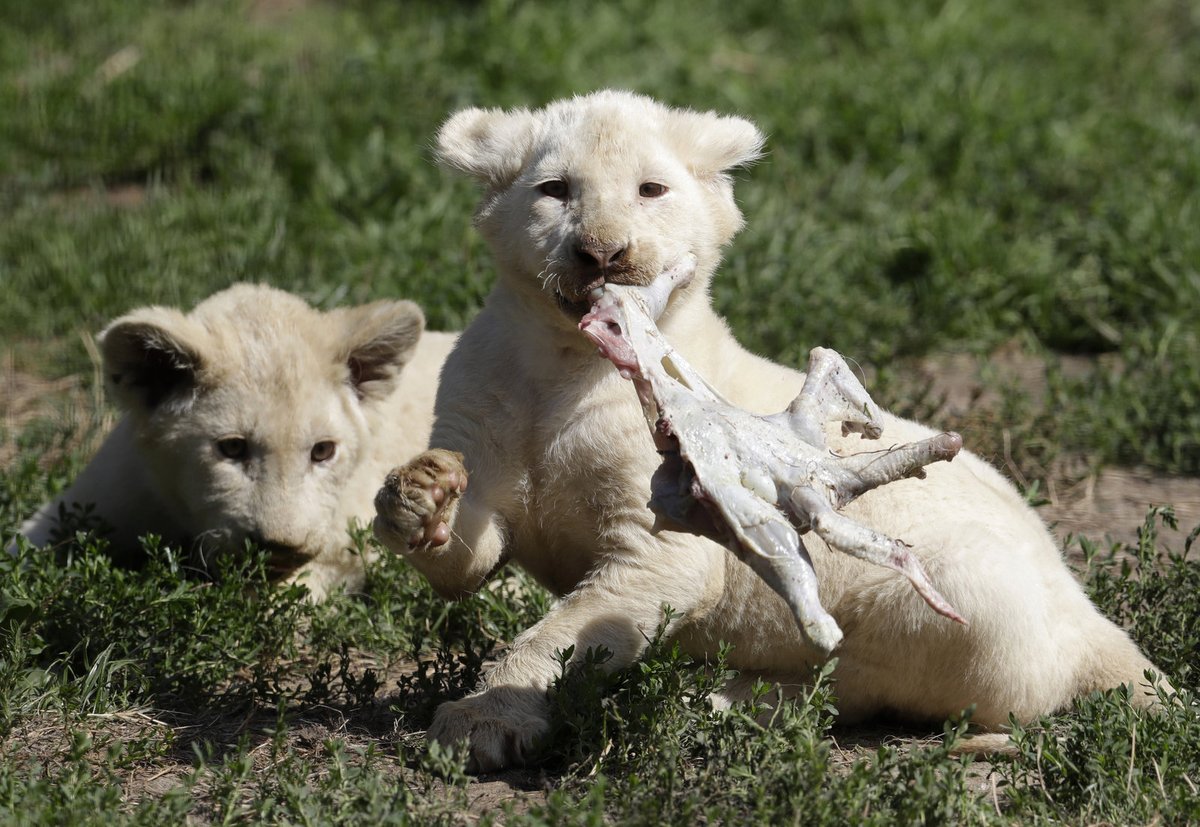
21,284,455,600
374,91,1162,771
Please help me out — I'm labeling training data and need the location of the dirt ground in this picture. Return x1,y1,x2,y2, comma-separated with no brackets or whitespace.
910,348,1200,552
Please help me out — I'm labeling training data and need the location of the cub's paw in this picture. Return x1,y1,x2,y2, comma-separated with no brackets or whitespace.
373,449,467,552
427,686,550,774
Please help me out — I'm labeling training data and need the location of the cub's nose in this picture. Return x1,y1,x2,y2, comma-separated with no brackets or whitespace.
575,240,626,270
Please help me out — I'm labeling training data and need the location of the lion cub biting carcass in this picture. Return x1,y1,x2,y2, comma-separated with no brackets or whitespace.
20,284,455,600
373,90,1162,772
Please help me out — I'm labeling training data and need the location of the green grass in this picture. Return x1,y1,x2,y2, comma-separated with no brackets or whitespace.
0,507,1196,823
2,0,1199,475
2,0,1199,822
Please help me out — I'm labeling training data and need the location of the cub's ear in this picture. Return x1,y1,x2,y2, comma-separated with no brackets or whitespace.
99,309,207,414
665,111,765,178
436,106,538,189
335,300,425,402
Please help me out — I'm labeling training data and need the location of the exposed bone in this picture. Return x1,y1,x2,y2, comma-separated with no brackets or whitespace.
579,270,967,652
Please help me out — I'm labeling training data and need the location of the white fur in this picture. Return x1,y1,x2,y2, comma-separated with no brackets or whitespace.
20,284,455,600
375,91,1160,771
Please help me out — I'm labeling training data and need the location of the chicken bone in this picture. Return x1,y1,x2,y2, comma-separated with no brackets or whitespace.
579,265,966,652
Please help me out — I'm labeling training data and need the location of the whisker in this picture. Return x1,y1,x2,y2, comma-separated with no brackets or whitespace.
538,254,572,295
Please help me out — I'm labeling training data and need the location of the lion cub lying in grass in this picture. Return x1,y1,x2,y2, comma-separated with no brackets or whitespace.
20,284,455,600
374,90,1163,772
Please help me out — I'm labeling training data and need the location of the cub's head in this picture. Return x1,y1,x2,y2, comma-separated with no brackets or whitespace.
100,284,424,579
437,90,763,328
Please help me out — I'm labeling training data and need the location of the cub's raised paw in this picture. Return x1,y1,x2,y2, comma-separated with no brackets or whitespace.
373,448,467,552
427,686,550,774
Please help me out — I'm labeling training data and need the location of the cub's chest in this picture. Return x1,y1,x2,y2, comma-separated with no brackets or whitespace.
526,379,657,514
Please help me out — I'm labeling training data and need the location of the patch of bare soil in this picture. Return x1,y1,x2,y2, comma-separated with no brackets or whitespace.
913,345,1200,553
0,348,111,467
0,709,195,805
830,726,1008,814
0,661,546,820
1039,468,1200,553
1,358,81,429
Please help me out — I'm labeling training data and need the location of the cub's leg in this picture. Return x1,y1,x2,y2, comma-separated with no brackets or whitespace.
377,458,722,771
428,533,721,772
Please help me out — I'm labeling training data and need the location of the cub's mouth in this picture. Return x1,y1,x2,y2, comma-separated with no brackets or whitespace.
552,271,608,319
265,545,313,579
553,271,652,319
555,288,597,318
551,253,695,321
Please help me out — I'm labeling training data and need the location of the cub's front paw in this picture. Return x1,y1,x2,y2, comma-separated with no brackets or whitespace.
427,686,550,774
373,449,467,552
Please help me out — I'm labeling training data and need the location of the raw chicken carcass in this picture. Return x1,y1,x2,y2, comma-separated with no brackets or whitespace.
579,262,967,652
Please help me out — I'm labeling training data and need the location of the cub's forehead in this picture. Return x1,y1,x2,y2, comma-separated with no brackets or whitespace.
525,104,680,176
542,92,660,129
202,349,349,431
201,318,345,395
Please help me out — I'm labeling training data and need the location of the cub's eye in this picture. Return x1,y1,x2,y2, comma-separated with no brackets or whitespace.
639,182,668,198
538,179,569,199
310,440,337,463
216,436,248,460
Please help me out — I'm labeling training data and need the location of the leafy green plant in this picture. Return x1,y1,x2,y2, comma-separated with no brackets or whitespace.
1000,682,1200,825
512,631,992,826
1078,506,1200,682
